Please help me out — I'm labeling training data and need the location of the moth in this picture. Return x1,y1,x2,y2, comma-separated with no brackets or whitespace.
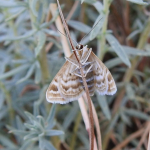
46,44,117,104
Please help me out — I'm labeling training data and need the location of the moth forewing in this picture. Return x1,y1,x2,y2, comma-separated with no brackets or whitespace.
46,53,84,104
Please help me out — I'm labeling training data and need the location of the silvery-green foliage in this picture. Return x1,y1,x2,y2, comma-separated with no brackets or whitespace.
6,105,63,150
0,0,150,149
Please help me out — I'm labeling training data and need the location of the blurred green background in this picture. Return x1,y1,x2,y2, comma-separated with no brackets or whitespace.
0,0,150,150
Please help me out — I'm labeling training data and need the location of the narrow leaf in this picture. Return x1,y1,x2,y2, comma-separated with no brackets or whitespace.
90,14,105,40
2,29,37,41
29,0,38,17
68,20,91,33
39,138,56,150
0,64,30,80
17,63,35,84
96,93,111,120
5,8,26,22
63,105,78,130
46,104,56,127
43,29,59,37
35,31,46,57
35,61,41,84
122,46,150,56
127,0,148,5
105,57,122,69
45,130,64,136
107,113,119,132
93,1,103,13
106,34,131,67
125,109,150,120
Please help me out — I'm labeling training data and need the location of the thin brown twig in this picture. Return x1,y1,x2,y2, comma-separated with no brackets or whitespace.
147,131,150,150
56,1,94,149
66,1,79,21
136,122,150,150
45,42,53,53
83,93,102,150
111,128,145,150
78,96,98,150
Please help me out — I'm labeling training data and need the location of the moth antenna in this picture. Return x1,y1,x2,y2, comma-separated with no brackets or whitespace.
80,17,103,44
56,28,78,45
56,0,75,50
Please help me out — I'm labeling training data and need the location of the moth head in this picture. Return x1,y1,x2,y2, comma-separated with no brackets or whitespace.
76,44,84,50
75,44,84,58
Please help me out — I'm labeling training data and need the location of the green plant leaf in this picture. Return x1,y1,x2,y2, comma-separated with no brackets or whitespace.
93,1,103,13
17,63,35,84
106,34,131,67
2,29,37,41
46,104,56,127
90,14,105,40
45,130,64,136
5,8,27,22
62,104,78,130
35,31,46,57
124,109,150,120
35,61,42,84
81,0,85,4
68,20,91,33
43,29,59,37
0,64,30,80
125,84,135,100
105,57,122,69
96,93,111,120
127,0,148,5
107,113,119,132
122,46,150,56
0,134,17,148
29,0,38,17
39,138,56,150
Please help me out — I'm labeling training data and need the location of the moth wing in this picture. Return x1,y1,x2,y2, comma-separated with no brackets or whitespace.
58,58,84,101
89,52,117,95
46,61,70,104
46,53,84,104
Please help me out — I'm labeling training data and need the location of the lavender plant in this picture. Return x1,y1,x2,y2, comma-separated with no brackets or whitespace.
0,0,150,150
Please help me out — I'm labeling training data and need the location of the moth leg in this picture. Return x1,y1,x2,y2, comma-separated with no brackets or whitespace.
65,57,79,67
71,67,83,78
84,64,94,77
82,61,95,66
72,65,93,78
81,48,92,64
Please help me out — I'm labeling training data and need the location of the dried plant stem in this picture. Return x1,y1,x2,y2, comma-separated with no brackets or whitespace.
83,93,102,150
136,122,150,150
39,46,50,83
111,128,145,150
54,1,95,149
91,102,102,150
148,131,150,150
78,97,98,150
66,1,79,21
50,4,71,57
